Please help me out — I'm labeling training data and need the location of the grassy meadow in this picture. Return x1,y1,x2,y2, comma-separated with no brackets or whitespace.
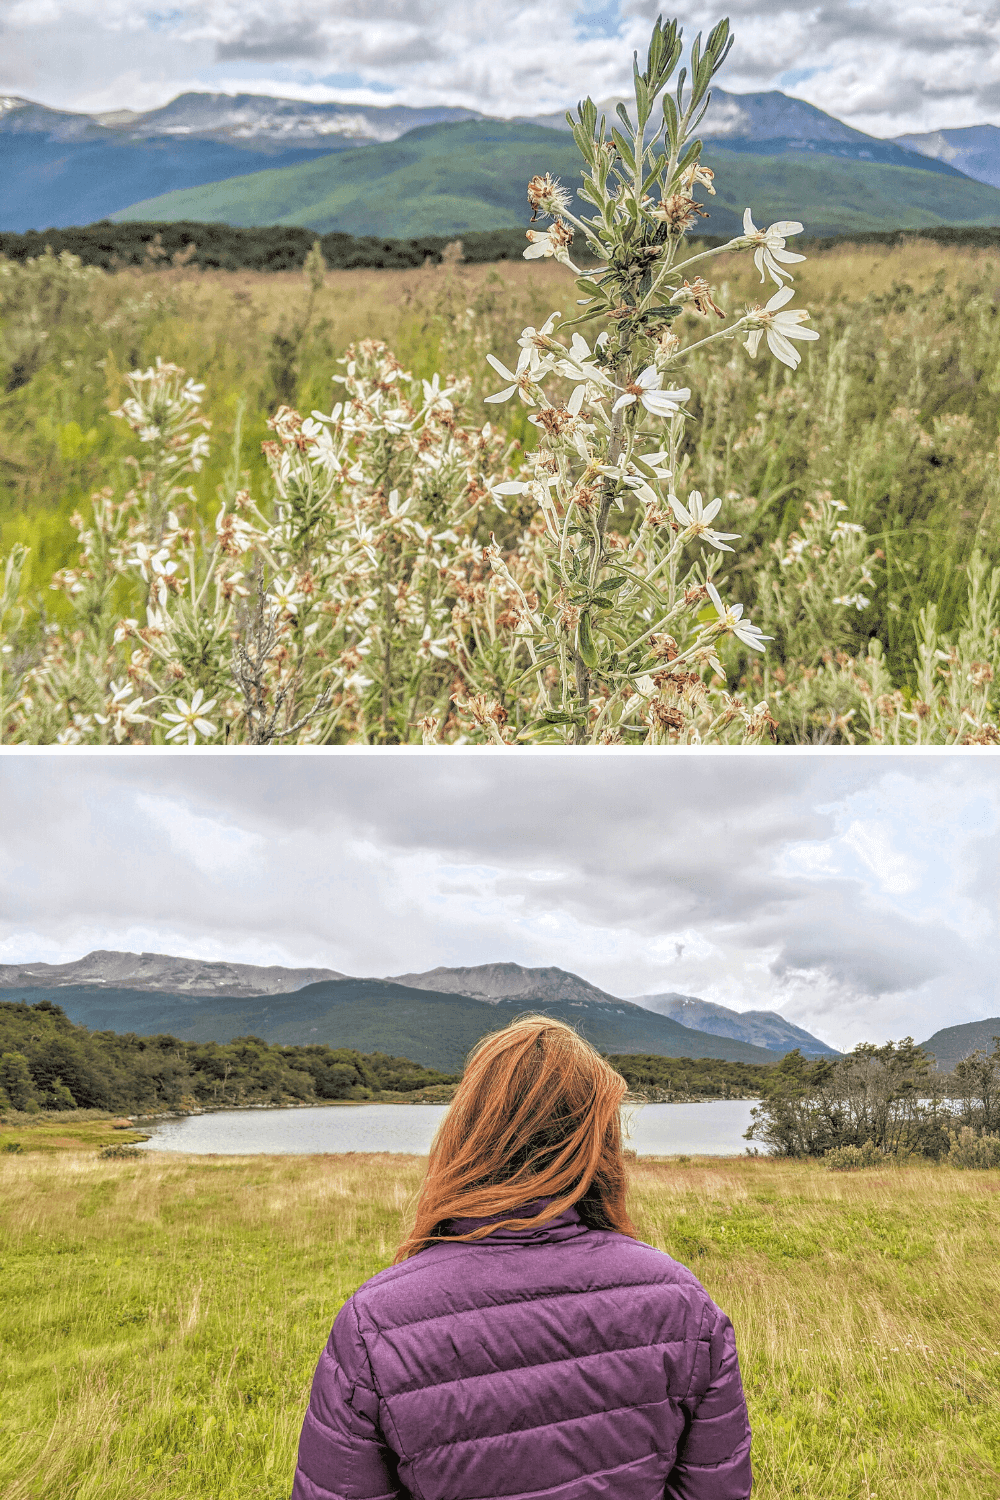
3,236,1000,696
1,1126,998,1500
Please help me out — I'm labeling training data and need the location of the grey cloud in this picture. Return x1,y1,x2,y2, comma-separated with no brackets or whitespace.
0,753,987,1041
216,22,327,63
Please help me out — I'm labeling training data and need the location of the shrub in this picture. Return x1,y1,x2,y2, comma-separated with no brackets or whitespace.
2,1140,24,1154
947,1127,1000,1169
824,1140,891,1171
97,1143,143,1160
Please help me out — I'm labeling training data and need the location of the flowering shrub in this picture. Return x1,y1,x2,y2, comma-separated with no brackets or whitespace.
1,16,998,745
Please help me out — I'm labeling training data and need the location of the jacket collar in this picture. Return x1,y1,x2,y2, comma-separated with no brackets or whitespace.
441,1198,590,1245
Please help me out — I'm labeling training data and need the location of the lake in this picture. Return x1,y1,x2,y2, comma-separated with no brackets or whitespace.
136,1099,759,1156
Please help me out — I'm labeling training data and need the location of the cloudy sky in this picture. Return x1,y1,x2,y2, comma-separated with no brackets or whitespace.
1,750,996,1052
0,0,996,137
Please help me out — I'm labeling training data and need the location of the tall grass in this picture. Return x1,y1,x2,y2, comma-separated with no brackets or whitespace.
3,242,999,684
2,1145,998,1498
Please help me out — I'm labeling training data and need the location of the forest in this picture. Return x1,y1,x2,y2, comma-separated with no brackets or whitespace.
0,222,549,273
744,1039,1000,1162
0,998,457,1113
2,221,999,276
606,1053,773,1100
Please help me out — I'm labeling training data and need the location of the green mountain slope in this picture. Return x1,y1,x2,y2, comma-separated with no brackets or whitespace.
2,980,781,1073
112,120,1000,240
919,1017,1000,1070
114,122,580,238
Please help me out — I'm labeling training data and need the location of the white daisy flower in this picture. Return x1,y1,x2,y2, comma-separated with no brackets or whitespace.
484,347,547,406
669,492,741,552
742,209,807,285
162,688,217,746
523,219,575,264
744,286,820,370
268,576,305,614
706,580,772,652
611,367,691,418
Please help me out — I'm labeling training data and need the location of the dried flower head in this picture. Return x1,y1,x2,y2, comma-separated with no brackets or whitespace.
526,173,572,220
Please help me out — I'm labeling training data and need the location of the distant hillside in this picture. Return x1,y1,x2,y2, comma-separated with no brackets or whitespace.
111,121,1000,241
0,979,782,1072
893,126,1000,190
0,950,343,998
113,121,579,237
0,93,482,231
919,1017,1000,1070
0,997,455,1113
633,992,839,1057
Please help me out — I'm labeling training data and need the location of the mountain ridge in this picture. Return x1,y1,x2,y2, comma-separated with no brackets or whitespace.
0,949,343,998
918,1017,1000,1071
3,85,990,233
632,991,840,1057
386,962,632,1009
892,125,1000,190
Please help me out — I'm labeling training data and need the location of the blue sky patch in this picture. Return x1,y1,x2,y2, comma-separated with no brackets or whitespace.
573,0,623,42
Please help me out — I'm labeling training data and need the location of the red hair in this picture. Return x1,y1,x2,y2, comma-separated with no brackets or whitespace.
394,1014,635,1260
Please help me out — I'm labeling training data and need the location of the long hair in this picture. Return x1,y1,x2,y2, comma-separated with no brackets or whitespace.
394,1014,635,1261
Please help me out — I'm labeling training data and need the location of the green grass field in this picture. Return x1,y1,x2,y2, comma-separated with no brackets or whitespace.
1,1125,998,1499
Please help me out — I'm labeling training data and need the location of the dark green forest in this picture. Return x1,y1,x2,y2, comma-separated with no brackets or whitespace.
0,999,457,1113
2,221,999,276
606,1054,773,1100
0,222,548,273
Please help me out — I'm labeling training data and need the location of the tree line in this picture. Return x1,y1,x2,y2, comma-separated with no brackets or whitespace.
0,999,457,1113
3,222,996,278
744,1038,1000,1159
606,1054,775,1100
0,223,556,274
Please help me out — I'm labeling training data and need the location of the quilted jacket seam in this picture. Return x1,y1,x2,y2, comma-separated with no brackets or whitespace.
361,1275,701,1336
387,1335,693,1398
417,1391,684,1455
463,1450,667,1500
684,1300,713,1403
350,1299,427,1500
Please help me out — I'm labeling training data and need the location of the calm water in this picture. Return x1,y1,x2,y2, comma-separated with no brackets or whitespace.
137,1100,758,1157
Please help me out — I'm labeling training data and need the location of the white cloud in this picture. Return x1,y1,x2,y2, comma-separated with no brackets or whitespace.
134,791,265,875
1,0,996,135
841,818,922,895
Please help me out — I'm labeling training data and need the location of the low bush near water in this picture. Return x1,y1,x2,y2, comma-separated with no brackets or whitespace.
824,1141,887,1171
948,1126,1000,1169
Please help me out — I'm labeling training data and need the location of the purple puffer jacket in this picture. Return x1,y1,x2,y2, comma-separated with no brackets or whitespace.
291,1203,752,1500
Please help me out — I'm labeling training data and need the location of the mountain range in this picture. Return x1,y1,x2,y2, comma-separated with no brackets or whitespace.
0,949,342,998
918,1017,1000,1071
893,126,1000,190
3,979,783,1073
1,948,832,1067
111,122,1000,244
629,992,840,1057
2,86,998,235
3,949,988,1073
